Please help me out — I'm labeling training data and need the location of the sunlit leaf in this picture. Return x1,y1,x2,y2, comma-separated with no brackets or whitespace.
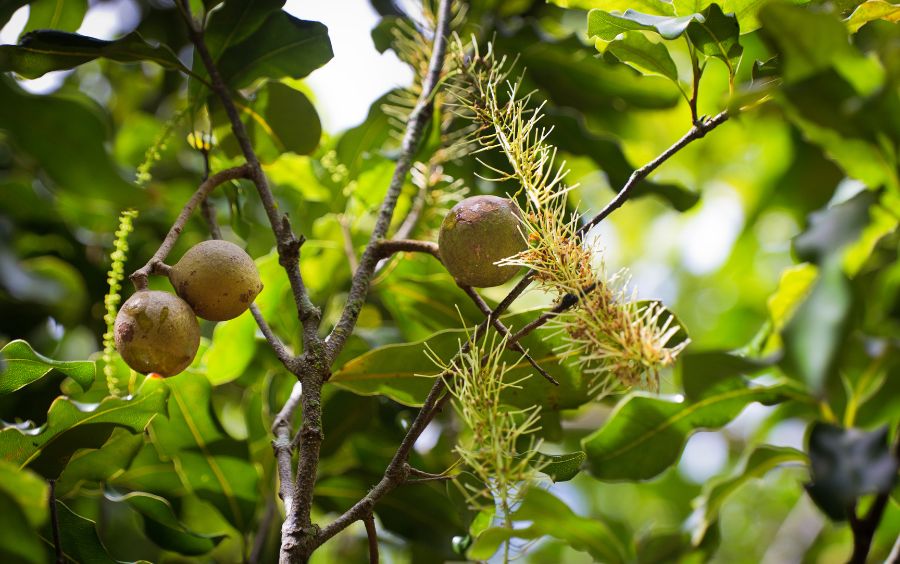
22,0,87,35
845,0,900,33
686,4,742,76
0,339,94,395
588,9,699,41
603,30,679,82
0,459,48,527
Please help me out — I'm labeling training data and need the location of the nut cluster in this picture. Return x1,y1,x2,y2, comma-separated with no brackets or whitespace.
114,240,262,377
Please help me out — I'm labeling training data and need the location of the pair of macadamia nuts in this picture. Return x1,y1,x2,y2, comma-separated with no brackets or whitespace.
114,240,262,377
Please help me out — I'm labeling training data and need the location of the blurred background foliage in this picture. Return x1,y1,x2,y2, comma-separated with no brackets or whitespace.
0,0,899,562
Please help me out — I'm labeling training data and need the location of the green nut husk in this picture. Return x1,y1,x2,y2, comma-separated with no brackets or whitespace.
170,240,263,321
438,195,526,288
114,290,200,377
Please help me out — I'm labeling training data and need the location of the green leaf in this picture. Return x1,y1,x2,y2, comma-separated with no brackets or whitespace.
806,423,898,520
723,0,810,34
41,502,118,564
0,460,48,527
149,374,259,531
680,350,778,402
767,263,818,336
674,0,713,16
202,310,257,386
219,81,322,163
216,11,333,89
781,259,852,393
604,31,679,82
532,450,586,482
845,0,900,33
588,9,700,41
692,445,807,544
0,30,190,79
22,0,87,35
330,311,594,411
0,339,95,395
0,1,29,29
552,0,676,15
55,430,144,498
0,489,45,564
105,490,226,556
468,488,627,563
0,377,169,478
686,4,743,76
205,0,285,60
582,381,801,481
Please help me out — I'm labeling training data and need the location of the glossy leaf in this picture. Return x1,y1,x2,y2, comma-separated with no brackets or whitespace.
0,339,94,395
692,445,807,543
216,11,333,89
150,374,259,532
604,30,679,82
679,350,777,402
204,0,285,59
588,9,699,41
845,0,900,33
0,378,169,478
105,489,226,555
0,30,190,79
468,487,627,563
203,310,257,386
806,423,899,520
582,381,800,481
532,450,586,482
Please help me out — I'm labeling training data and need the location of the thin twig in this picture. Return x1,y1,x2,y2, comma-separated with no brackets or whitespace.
129,164,250,290
363,513,379,564
325,0,453,362
176,0,321,343
49,479,63,564
373,238,440,260
460,285,558,385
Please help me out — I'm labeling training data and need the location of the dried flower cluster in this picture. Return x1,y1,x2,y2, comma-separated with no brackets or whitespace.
448,38,688,393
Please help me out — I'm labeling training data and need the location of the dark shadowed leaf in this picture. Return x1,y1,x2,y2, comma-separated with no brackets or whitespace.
0,30,189,78
686,4,742,76
41,502,118,563
216,11,333,89
205,0,285,59
55,430,144,498
0,460,47,527
604,30,679,83
531,450,586,482
806,423,899,520
0,489,44,564
0,339,94,395
679,350,778,402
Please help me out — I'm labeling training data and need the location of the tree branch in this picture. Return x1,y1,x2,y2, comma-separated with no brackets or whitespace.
373,238,440,260
176,0,321,345
325,0,453,361
363,514,379,564
272,381,303,517
129,164,250,290
314,109,733,550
